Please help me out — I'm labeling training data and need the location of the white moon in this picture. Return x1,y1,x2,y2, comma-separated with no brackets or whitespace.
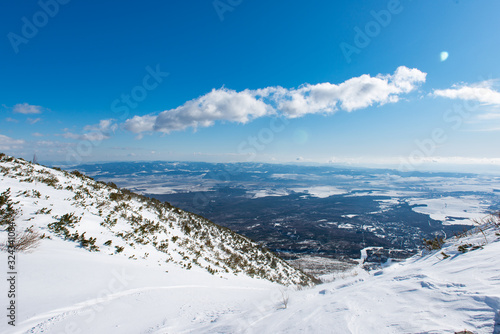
440,51,449,62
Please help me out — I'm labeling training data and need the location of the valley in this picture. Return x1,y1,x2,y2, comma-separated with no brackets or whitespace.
70,161,500,269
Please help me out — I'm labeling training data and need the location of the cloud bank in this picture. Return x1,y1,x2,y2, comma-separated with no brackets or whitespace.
124,66,426,136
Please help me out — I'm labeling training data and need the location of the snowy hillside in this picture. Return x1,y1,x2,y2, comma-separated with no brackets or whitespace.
0,154,314,287
1,153,499,333
226,220,500,333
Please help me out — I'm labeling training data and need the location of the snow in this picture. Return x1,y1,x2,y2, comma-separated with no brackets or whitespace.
408,196,491,224
338,223,355,229
1,239,279,334
251,189,290,199
291,186,347,198
3,224,499,333
1,156,500,333
0,157,314,285
374,198,401,211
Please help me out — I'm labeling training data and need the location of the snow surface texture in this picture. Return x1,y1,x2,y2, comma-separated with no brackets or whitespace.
3,214,500,333
1,154,500,333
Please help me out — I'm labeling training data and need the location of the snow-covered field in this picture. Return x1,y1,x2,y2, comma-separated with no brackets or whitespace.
408,196,491,225
251,189,290,199
291,186,348,198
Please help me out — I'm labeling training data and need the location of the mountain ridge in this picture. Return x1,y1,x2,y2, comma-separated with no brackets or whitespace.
0,153,316,286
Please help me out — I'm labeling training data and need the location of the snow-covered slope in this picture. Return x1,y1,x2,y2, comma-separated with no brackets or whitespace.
0,154,314,287
223,221,500,334
1,153,499,333
3,213,499,334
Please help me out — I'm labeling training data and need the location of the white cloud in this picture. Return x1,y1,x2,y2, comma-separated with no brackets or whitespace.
35,140,72,148
0,134,25,150
466,127,500,132
59,132,81,140
35,140,57,146
5,117,18,123
433,80,500,105
124,66,426,136
153,88,272,133
83,119,118,133
59,119,117,141
32,132,44,137
270,66,426,117
60,131,111,141
13,103,44,114
27,117,42,124
81,132,111,142
433,81,500,132
123,115,156,133
476,112,500,120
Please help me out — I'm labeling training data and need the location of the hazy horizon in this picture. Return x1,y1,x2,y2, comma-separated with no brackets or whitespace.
1,1,500,170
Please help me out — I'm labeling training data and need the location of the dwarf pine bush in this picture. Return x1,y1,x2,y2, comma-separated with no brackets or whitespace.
0,188,19,226
47,213,81,240
423,236,445,251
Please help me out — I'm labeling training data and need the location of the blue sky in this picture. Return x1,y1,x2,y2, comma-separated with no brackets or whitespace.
1,0,500,172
